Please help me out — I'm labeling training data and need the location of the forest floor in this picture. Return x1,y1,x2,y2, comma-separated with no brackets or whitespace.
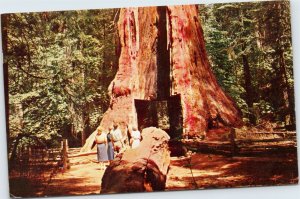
166,152,298,190
9,147,298,197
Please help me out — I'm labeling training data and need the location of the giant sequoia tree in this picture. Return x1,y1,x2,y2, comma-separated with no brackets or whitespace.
82,5,242,152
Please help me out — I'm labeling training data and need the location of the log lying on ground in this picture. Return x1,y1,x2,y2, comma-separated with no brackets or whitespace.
101,127,170,193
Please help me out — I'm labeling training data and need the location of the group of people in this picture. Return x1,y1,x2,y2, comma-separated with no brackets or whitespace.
94,123,141,169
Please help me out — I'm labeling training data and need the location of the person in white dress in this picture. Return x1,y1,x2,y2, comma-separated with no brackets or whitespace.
130,127,141,149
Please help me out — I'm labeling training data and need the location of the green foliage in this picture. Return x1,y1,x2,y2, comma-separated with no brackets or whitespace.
199,1,295,127
5,9,118,149
4,1,296,155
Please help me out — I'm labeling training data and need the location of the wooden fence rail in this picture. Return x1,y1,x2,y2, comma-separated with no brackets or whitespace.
183,130,297,156
10,139,72,178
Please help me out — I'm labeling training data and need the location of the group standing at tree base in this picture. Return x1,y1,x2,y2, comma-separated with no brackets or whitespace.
94,123,141,169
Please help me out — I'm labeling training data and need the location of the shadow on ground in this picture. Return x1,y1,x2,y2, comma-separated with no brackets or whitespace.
166,151,298,190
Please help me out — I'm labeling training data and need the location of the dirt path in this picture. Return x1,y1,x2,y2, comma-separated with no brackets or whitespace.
166,152,298,191
40,153,105,196
33,151,297,197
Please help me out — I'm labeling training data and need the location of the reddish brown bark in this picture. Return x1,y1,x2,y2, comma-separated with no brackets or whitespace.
101,127,170,193
167,5,242,136
81,5,242,152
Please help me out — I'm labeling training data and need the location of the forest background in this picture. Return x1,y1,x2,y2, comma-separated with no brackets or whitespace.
2,0,296,152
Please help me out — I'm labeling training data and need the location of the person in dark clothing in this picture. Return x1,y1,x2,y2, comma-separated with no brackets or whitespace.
107,126,114,163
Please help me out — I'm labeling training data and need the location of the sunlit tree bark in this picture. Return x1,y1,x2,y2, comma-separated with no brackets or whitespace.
82,5,242,152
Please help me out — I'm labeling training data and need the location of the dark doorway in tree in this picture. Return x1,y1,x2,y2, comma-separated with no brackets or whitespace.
134,94,183,139
135,99,158,131
168,94,183,139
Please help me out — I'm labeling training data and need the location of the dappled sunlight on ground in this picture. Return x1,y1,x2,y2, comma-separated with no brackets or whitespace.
40,154,105,196
166,152,298,191
10,149,298,197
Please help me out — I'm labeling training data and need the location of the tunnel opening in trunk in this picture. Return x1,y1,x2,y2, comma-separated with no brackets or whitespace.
134,94,183,139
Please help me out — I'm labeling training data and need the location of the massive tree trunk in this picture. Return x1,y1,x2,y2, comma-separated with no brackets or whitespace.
81,5,242,152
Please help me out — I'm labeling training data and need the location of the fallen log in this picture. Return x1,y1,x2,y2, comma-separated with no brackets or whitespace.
101,127,170,194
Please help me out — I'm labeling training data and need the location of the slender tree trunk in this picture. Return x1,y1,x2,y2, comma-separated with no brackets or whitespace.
2,14,11,157
81,105,90,146
9,135,21,163
277,49,294,126
102,23,106,77
242,54,255,124
81,63,91,146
